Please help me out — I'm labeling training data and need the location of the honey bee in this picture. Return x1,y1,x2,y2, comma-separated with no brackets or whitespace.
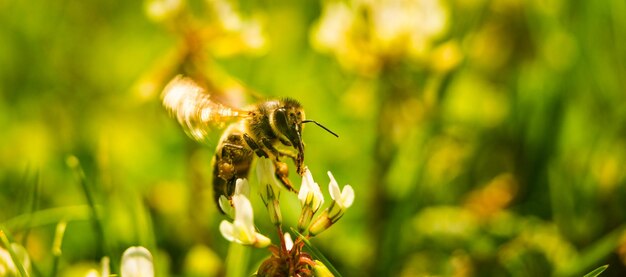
162,75,337,213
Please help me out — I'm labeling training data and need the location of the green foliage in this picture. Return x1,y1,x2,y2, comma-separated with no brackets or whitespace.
1,0,626,276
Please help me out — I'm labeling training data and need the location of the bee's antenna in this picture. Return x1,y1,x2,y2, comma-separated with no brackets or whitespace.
303,120,339,138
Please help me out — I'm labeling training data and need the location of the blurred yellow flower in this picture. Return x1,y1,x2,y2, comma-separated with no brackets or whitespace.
311,0,449,74
144,0,184,22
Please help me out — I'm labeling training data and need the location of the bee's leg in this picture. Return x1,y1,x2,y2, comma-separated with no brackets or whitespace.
273,159,298,193
276,148,298,161
213,155,237,214
264,139,303,176
257,138,282,160
217,143,244,181
242,134,269,158
278,137,292,147
256,138,298,193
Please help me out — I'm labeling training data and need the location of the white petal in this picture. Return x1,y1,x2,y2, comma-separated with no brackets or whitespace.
233,220,255,244
313,187,325,211
304,166,315,185
284,233,294,251
327,171,341,201
235,178,250,196
298,168,313,203
218,195,234,218
340,185,355,208
254,233,271,248
121,246,154,277
256,157,275,185
219,220,236,242
101,256,110,277
232,195,255,235
0,247,16,274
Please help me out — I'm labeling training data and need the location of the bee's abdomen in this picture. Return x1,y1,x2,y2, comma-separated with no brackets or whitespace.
211,122,254,212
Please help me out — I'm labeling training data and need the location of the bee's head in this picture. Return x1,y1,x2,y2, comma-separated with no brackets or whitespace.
271,99,306,173
271,98,338,175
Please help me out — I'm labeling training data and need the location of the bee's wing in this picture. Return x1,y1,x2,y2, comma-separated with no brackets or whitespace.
162,75,248,142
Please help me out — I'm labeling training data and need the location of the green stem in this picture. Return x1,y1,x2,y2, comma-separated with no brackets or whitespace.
68,156,107,258
226,242,250,277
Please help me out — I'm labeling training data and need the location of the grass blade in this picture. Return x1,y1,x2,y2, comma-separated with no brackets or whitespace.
21,169,40,246
67,156,107,257
3,205,97,230
584,265,609,277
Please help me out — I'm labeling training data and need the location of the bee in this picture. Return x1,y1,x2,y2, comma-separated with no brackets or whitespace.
161,75,337,213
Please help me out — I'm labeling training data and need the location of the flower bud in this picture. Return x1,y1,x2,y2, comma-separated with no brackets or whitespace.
257,158,283,226
313,260,334,277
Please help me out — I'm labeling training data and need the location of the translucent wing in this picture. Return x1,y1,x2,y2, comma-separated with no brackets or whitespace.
162,75,248,142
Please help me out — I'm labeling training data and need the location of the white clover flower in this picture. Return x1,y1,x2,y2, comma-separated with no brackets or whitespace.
121,246,154,277
298,167,324,212
297,167,325,232
308,172,355,236
219,178,250,218
219,194,271,247
327,171,354,209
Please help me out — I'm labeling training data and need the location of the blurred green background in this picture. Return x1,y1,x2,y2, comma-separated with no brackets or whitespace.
1,0,626,276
